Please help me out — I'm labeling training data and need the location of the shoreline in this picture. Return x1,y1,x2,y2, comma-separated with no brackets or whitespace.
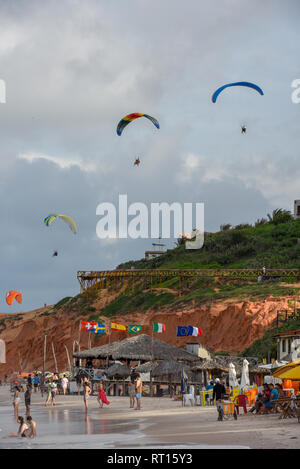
0,386,299,449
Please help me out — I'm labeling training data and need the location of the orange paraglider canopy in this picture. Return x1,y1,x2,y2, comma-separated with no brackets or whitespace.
6,290,22,306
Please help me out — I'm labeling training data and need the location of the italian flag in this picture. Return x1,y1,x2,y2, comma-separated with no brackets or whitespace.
152,322,166,333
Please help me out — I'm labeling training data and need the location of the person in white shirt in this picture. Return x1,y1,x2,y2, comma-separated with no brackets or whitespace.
61,375,69,395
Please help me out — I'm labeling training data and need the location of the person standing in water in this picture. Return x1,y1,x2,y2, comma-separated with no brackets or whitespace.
83,381,91,413
128,378,136,409
13,386,21,420
24,385,31,417
135,374,143,410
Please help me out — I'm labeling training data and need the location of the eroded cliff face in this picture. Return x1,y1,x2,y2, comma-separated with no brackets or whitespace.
0,296,287,378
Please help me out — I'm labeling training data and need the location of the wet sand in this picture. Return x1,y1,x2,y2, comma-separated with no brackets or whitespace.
0,386,299,449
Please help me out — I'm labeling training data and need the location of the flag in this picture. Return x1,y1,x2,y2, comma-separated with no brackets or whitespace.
111,322,126,332
177,326,189,337
152,322,166,333
80,320,97,332
187,326,203,337
128,325,142,334
91,324,105,334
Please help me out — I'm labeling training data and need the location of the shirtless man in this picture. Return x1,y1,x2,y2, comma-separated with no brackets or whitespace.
25,416,37,438
135,375,143,410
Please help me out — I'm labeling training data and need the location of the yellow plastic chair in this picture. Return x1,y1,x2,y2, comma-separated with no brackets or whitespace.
229,388,240,403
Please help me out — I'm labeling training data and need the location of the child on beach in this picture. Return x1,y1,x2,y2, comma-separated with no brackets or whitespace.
97,381,110,408
128,378,136,408
13,386,21,420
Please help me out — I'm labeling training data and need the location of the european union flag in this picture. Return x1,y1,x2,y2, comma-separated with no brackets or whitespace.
177,326,188,337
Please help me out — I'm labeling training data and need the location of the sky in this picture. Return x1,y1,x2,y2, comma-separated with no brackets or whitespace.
1,0,300,312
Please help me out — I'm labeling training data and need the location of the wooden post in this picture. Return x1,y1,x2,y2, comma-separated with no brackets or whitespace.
64,345,71,371
42,334,47,397
52,342,58,374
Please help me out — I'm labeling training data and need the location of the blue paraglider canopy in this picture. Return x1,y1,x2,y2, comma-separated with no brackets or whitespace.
211,81,264,103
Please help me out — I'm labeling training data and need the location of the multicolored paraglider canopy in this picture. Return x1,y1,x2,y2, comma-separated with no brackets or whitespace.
6,290,22,306
211,81,264,103
117,113,160,136
44,214,78,234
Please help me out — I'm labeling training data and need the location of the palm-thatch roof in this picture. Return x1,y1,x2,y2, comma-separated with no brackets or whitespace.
134,361,159,373
73,334,198,363
103,363,131,379
151,360,191,378
191,359,229,373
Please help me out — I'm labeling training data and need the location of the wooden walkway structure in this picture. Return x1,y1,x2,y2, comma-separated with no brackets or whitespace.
77,268,300,294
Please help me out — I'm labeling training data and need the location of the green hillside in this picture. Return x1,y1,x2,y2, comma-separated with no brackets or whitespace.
119,210,300,271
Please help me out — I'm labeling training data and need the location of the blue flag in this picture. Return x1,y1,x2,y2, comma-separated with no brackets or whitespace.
177,326,189,337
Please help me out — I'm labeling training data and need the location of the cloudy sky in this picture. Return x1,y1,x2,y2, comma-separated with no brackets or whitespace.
1,0,300,312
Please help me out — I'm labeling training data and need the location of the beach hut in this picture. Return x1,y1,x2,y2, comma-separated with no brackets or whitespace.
73,334,198,397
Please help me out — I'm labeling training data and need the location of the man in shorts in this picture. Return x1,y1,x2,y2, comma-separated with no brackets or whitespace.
24,385,31,417
135,375,143,411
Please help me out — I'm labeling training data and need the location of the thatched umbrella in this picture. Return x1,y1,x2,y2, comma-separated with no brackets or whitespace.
104,363,131,379
134,361,158,373
151,360,191,378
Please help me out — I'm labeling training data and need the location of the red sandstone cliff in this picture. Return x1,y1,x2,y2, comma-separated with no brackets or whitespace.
0,294,288,379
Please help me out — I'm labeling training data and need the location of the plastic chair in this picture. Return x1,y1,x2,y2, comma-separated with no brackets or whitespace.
183,385,195,406
229,388,240,403
234,394,247,414
245,388,257,407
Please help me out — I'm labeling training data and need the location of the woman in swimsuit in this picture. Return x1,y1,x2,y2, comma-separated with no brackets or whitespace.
83,382,91,413
17,416,28,438
13,386,21,420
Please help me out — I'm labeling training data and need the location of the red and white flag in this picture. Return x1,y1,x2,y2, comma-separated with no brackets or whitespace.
80,320,97,332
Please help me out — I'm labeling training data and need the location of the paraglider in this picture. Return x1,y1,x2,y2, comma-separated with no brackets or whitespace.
117,113,160,136
44,214,78,234
241,125,246,134
134,157,140,167
211,81,264,103
6,291,22,306
52,251,58,257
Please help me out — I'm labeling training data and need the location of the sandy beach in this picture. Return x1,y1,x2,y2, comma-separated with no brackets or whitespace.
0,386,299,449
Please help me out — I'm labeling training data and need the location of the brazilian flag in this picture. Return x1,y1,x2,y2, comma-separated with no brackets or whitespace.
128,324,142,334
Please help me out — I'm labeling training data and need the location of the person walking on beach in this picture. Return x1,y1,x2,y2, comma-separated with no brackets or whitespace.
13,386,21,420
97,381,110,408
24,385,31,417
76,374,82,396
50,380,57,406
61,374,69,395
33,374,39,393
213,378,226,404
128,378,136,408
27,374,32,389
25,416,37,438
135,374,143,410
83,381,91,413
